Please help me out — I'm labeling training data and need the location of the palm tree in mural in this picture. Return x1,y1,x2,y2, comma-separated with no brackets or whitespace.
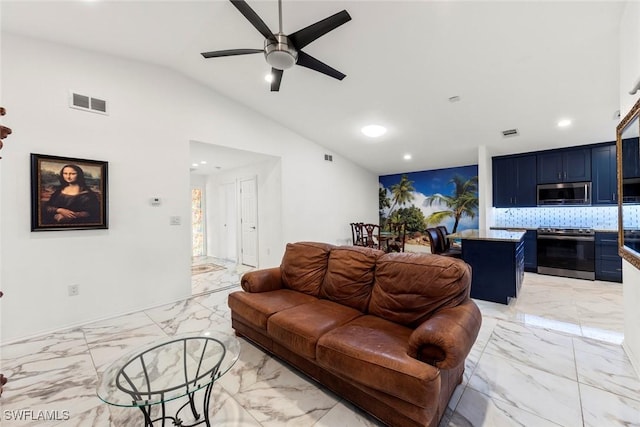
385,175,415,228
379,187,391,224
424,175,478,233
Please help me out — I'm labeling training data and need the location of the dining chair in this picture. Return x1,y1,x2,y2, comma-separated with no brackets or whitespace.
427,227,462,258
362,223,381,249
350,222,365,246
387,222,407,252
436,225,461,255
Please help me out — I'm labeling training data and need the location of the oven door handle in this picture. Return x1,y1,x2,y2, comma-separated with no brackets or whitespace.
537,235,595,241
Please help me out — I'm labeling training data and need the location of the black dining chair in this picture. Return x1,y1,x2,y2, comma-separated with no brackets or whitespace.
436,225,462,256
426,227,462,258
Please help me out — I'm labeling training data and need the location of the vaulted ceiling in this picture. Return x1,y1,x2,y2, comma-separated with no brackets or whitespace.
1,1,627,175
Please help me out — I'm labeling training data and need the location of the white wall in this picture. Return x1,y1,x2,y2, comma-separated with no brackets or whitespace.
0,34,377,342
620,0,640,377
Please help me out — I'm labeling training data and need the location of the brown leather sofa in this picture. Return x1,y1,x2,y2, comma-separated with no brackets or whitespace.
228,242,482,427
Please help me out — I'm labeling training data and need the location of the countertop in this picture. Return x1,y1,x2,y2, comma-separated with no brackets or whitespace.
448,229,526,242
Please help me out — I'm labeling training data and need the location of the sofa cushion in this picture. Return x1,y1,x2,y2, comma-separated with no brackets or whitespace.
368,253,471,328
281,242,334,296
320,245,384,311
316,315,440,408
267,299,362,359
228,289,317,331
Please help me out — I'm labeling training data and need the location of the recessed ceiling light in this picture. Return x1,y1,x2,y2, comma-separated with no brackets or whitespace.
200,160,207,164
265,74,274,83
191,163,198,167
403,153,412,160
558,119,572,127
361,125,387,138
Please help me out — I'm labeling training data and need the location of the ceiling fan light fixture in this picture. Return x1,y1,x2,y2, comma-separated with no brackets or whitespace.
265,34,298,70
266,50,296,70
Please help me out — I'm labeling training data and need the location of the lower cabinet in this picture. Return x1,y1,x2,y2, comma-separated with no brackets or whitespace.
523,230,537,272
462,238,524,304
595,232,622,282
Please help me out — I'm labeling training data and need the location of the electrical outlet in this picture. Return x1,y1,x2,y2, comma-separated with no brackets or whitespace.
68,285,79,296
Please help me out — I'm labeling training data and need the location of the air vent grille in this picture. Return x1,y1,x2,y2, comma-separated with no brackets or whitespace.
502,128,519,137
324,154,333,162
70,91,108,115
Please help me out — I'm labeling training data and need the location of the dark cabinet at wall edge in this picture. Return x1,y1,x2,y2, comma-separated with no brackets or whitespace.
493,141,622,207
595,232,622,282
591,144,618,205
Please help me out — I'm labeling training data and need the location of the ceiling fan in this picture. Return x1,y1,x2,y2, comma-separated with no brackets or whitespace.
201,0,351,92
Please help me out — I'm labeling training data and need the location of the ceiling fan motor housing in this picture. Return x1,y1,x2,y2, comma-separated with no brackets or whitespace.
264,33,298,70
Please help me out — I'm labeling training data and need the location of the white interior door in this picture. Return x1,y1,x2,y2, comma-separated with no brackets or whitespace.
240,177,258,267
221,182,237,261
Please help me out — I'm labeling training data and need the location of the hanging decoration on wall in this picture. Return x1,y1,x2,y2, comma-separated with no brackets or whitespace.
0,107,13,159
30,153,109,231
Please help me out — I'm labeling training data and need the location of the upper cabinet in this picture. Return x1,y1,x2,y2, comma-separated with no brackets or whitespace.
537,148,591,184
591,143,618,205
493,155,537,207
622,137,640,179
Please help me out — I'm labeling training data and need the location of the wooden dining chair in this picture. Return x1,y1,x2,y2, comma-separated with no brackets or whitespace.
387,222,407,252
350,222,365,246
362,223,381,249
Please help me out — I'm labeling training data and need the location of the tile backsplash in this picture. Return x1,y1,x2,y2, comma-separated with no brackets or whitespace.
493,205,640,230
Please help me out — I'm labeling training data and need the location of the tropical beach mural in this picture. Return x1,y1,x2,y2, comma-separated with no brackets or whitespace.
379,165,479,252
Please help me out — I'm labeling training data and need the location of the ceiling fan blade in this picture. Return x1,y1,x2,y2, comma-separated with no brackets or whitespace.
271,68,283,92
230,0,275,41
289,10,351,50
296,51,346,80
201,49,263,58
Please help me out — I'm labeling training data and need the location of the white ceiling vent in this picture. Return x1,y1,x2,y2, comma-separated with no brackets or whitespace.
69,91,108,115
501,128,519,137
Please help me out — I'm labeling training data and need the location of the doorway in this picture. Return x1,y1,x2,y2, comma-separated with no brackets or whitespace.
189,140,281,272
239,177,258,267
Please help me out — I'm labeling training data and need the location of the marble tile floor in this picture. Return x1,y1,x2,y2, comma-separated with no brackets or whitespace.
1,267,639,427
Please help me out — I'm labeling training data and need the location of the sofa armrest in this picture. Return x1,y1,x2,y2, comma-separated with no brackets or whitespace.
241,267,284,293
407,300,482,370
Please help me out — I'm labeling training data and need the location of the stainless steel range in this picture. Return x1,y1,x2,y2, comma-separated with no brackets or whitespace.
537,227,595,280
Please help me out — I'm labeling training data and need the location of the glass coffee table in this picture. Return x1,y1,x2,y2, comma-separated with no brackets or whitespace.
97,332,240,427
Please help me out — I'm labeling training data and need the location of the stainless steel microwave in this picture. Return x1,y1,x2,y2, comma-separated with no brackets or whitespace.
537,182,591,206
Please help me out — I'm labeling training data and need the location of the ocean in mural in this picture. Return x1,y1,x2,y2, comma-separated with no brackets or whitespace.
379,165,479,251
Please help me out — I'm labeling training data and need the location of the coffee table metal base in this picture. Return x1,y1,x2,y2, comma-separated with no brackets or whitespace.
136,385,215,427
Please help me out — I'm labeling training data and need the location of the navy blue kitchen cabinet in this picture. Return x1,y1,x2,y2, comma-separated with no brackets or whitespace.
622,137,640,179
523,230,537,272
591,143,618,205
595,232,622,282
492,155,537,207
462,238,524,304
537,148,591,184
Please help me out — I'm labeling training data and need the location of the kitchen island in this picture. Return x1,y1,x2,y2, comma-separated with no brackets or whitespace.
448,229,526,304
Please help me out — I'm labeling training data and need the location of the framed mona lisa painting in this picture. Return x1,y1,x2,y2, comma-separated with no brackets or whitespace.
31,153,108,231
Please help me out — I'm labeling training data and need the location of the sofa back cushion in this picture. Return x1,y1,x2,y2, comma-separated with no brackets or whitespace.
320,246,384,311
368,253,471,327
281,242,335,296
